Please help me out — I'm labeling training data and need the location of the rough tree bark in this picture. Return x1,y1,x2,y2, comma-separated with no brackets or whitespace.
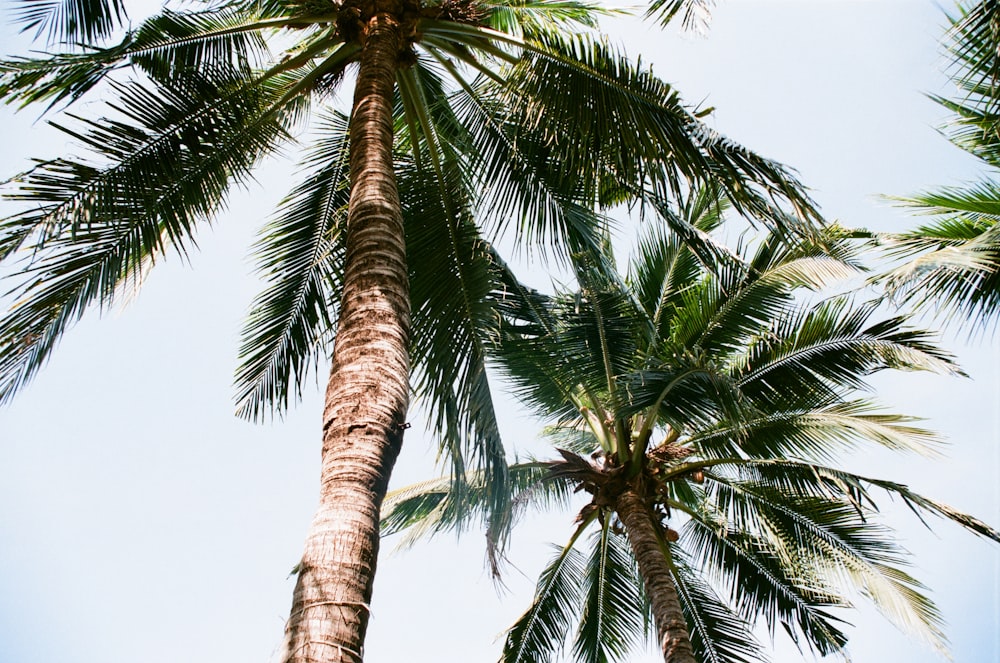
282,8,409,663
616,489,698,663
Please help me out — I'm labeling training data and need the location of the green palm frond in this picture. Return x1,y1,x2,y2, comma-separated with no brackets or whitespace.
1,69,305,403
876,1,1000,331
0,6,279,110
486,31,819,233
392,58,519,542
234,111,350,420
484,0,616,37
501,521,592,663
629,188,734,337
707,459,1000,543
707,478,949,653
669,548,769,663
618,353,744,434
878,196,1000,330
940,1,1000,163
450,73,615,261
380,461,570,546
736,297,962,411
690,400,942,462
668,236,859,361
539,423,602,456
681,515,848,658
572,525,647,663
12,0,127,44
645,0,716,33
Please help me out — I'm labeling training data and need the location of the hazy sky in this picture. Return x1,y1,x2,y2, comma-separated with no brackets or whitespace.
0,2,998,663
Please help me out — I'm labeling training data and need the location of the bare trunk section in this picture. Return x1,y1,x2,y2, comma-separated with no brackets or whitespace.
616,490,697,663
282,11,407,663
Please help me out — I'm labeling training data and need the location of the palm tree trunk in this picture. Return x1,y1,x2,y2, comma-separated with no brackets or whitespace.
616,490,697,663
282,10,408,663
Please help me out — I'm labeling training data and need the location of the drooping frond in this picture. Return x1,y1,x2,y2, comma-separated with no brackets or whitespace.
572,525,647,663
448,70,615,261
645,0,716,34
1,68,306,404
12,0,127,44
874,1,1000,332
878,200,1000,332
380,461,570,547
0,5,282,111
706,477,950,653
234,111,350,420
681,505,851,656
501,525,592,663
483,31,820,234
669,547,768,663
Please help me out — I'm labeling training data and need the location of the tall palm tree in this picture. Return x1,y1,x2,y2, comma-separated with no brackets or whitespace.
0,1,820,661
878,0,1000,333
383,190,1000,662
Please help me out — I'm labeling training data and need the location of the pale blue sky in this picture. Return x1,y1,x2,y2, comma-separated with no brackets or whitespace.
0,2,997,663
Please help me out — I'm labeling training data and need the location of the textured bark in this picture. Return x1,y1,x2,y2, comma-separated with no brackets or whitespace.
616,490,697,663
282,11,408,663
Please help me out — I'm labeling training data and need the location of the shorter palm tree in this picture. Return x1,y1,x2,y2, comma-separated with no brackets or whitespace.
878,0,1000,333
383,191,1000,663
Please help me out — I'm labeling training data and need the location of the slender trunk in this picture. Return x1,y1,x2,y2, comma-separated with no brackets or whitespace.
616,490,697,663
282,11,407,663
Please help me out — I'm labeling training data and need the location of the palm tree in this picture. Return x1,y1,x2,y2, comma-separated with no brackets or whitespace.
878,0,1000,333
383,190,1000,662
0,1,820,661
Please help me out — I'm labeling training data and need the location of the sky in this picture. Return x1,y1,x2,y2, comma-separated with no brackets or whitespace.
0,1,998,663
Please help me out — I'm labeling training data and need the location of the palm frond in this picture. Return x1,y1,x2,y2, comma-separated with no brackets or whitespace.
668,235,859,361
484,0,616,38
878,197,1000,331
875,1,1000,331
690,400,942,462
736,297,962,411
629,186,735,346
12,0,126,44
712,459,1000,544
1,68,305,404
489,30,821,233
708,478,949,654
572,525,647,663
501,521,592,663
234,111,350,420
681,514,848,658
645,0,716,33
380,462,571,547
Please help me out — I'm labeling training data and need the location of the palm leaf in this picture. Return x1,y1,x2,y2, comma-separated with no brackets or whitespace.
669,547,767,663
572,525,647,663
234,110,350,420
12,0,127,44
1,68,305,403
501,519,592,663
707,478,949,654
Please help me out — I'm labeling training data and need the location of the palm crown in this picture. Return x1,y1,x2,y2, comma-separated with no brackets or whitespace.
384,189,1000,663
